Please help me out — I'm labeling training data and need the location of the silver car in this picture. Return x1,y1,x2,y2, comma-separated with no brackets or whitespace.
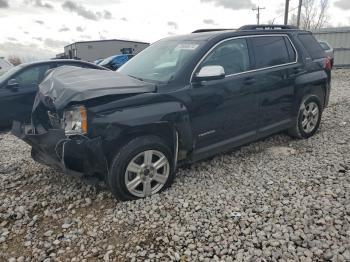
318,41,334,68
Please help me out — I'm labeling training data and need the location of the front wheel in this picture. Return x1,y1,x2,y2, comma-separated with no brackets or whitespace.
288,95,323,139
107,136,175,201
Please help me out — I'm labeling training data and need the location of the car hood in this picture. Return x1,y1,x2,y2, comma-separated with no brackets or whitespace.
38,66,156,110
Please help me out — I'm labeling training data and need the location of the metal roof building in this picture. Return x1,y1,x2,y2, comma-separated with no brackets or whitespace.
59,39,149,62
312,27,350,67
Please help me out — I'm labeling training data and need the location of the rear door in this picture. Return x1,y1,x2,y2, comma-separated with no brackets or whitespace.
249,35,298,136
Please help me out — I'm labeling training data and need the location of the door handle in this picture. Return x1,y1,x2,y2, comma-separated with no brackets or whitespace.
292,68,303,74
244,77,255,85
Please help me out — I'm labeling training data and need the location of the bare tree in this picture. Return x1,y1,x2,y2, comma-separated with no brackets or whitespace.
7,55,22,66
289,0,329,30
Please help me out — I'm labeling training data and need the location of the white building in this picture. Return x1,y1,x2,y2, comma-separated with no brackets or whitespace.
313,27,350,67
58,39,149,62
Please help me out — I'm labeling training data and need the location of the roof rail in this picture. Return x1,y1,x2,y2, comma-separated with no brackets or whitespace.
238,24,298,30
192,28,234,33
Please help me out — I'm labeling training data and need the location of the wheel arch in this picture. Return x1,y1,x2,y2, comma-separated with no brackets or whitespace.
91,100,194,166
295,71,328,110
106,121,192,168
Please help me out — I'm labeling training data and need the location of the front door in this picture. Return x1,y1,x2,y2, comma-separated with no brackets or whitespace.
188,37,259,155
0,64,51,128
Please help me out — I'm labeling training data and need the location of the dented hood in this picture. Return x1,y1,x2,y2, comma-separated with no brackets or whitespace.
38,66,156,110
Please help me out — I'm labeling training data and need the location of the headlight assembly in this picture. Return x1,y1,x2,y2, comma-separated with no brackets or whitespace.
62,105,87,135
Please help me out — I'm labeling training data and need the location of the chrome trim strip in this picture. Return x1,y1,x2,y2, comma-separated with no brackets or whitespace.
258,119,292,133
190,34,298,82
193,130,256,156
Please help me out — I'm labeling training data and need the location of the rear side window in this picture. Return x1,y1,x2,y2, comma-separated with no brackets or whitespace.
251,36,291,69
298,33,325,59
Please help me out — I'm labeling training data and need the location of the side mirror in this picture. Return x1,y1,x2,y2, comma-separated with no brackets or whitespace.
193,65,225,82
6,79,19,91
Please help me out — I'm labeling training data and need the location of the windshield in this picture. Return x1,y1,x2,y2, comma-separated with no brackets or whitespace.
118,39,203,83
0,65,22,83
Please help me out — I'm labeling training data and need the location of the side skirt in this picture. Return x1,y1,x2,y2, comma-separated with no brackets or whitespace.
188,119,293,164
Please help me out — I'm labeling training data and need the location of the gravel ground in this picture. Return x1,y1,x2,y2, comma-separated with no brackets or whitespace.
0,69,349,262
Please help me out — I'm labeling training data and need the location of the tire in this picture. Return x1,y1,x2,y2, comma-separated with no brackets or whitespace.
288,95,323,139
107,135,175,201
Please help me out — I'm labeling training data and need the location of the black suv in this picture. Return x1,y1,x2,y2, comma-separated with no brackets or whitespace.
13,25,331,201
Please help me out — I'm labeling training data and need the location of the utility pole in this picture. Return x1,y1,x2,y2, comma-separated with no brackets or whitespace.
296,0,303,28
284,0,290,25
252,6,265,25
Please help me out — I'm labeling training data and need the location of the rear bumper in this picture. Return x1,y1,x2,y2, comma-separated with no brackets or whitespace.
12,121,107,178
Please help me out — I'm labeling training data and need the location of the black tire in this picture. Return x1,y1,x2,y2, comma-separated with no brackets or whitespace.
288,95,323,139
107,135,175,201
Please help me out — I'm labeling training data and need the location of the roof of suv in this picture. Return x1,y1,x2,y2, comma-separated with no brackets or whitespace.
165,25,311,42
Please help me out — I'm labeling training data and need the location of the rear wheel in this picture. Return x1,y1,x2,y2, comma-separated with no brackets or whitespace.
107,136,175,201
288,95,322,139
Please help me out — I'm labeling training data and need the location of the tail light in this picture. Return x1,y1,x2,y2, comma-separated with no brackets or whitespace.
324,56,332,70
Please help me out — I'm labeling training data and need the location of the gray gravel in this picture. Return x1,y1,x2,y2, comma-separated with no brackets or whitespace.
1,69,350,262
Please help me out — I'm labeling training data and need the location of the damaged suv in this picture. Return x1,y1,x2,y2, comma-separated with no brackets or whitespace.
13,25,331,200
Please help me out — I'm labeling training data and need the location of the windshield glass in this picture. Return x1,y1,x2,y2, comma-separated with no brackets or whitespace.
0,65,22,83
118,39,203,83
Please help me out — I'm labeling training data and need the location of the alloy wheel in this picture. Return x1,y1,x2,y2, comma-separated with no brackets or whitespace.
301,101,319,134
124,150,170,198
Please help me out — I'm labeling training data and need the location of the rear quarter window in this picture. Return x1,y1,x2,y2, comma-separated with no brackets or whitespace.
319,42,330,50
251,36,292,69
298,33,325,59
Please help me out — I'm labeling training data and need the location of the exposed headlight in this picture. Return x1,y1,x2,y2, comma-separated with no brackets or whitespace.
63,105,88,135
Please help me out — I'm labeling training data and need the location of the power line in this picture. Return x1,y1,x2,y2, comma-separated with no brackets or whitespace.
252,6,265,25
268,5,299,24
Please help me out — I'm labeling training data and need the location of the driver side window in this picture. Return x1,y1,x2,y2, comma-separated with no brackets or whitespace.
199,38,250,76
15,65,50,87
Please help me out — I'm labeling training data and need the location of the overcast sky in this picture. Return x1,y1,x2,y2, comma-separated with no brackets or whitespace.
0,0,349,60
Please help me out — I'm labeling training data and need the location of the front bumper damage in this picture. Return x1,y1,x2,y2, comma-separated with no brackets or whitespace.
12,121,107,178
